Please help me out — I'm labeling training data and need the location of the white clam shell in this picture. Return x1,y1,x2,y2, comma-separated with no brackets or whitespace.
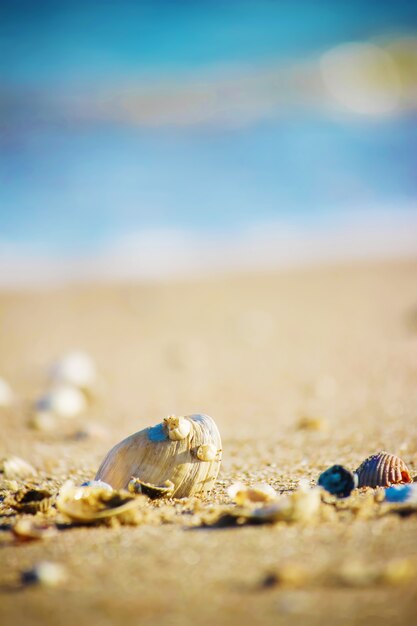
95,414,222,498
35,385,87,419
49,351,97,391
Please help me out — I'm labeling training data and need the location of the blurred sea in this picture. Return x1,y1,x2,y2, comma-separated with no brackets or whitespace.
1,1,417,285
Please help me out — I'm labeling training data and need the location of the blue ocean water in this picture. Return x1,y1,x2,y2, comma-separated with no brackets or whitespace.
0,0,417,259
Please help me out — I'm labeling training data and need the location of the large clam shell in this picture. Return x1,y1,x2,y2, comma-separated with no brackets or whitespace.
355,451,412,488
95,414,222,498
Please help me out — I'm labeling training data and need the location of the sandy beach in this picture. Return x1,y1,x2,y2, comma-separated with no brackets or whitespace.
1,258,417,626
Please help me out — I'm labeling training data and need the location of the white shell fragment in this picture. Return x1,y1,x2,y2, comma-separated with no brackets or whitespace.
128,478,175,499
28,411,57,432
0,376,14,407
260,484,321,524
0,456,37,479
56,481,145,523
81,480,113,491
227,482,277,505
12,518,57,541
22,562,67,587
95,414,222,498
35,385,87,419
49,351,97,391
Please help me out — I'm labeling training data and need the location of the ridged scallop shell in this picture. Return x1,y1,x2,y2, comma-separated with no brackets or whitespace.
355,452,412,488
95,414,222,498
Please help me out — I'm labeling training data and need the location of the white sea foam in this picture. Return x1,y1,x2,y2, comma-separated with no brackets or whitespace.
0,207,416,289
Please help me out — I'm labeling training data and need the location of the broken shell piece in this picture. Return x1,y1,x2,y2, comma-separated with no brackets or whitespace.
11,488,53,514
28,411,57,432
35,385,87,419
81,480,113,491
56,481,145,523
163,415,191,441
355,452,412,488
318,465,358,498
227,482,277,505
0,456,37,479
216,484,321,527
12,518,57,541
256,485,321,524
0,377,14,407
21,562,67,587
196,443,218,462
128,478,174,499
49,351,97,392
95,414,222,498
385,484,417,504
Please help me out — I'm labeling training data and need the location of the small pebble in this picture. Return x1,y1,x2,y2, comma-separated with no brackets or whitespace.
35,385,87,419
21,562,67,587
49,351,97,391
297,416,327,432
261,564,309,588
318,465,357,498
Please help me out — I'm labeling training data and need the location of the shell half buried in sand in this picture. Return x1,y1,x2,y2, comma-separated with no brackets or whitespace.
355,451,412,489
56,481,144,522
95,414,222,498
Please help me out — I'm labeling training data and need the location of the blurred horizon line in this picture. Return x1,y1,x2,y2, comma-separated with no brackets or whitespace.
1,206,416,289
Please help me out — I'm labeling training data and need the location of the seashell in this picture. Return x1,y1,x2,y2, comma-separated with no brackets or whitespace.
81,480,113,491
11,488,53,514
255,484,321,524
385,484,417,504
21,562,67,587
0,376,14,407
56,481,145,523
12,518,57,541
355,451,412,488
215,484,321,527
128,478,174,499
0,456,37,479
49,350,97,392
95,414,222,498
28,411,57,432
318,465,358,498
35,385,87,419
163,415,191,441
227,482,277,505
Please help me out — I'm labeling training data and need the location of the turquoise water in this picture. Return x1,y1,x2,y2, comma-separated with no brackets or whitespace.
1,1,417,257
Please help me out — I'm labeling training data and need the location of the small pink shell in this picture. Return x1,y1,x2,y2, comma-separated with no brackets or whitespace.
355,452,412,488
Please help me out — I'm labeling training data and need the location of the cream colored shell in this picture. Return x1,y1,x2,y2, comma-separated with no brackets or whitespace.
95,414,222,498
